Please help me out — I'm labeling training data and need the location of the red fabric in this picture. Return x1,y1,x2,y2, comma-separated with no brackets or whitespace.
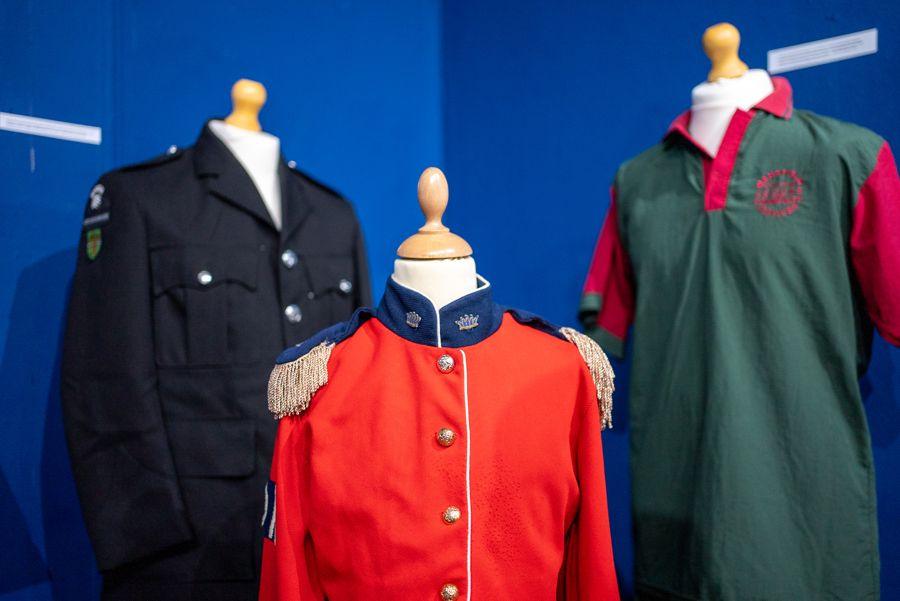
754,76,793,119
582,193,635,342
851,141,900,346
703,109,754,211
666,110,694,147
259,315,619,600
665,76,793,147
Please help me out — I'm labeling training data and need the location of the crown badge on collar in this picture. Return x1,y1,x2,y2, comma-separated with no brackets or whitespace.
455,314,479,331
406,311,422,328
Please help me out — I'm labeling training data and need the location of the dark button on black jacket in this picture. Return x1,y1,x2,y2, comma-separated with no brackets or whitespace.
61,122,370,599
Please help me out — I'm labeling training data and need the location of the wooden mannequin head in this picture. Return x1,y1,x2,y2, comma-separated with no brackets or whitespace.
225,79,267,132
702,23,749,81
397,167,473,259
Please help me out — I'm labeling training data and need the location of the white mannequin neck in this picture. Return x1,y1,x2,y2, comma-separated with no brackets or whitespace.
209,119,283,229
689,69,773,157
392,257,479,309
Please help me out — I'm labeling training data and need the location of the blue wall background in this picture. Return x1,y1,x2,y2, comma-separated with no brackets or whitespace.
1,1,897,599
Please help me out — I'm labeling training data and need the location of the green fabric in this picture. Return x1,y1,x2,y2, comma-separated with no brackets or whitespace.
615,110,884,600
579,292,626,357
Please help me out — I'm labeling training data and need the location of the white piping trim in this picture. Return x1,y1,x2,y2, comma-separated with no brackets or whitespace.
269,488,277,542
436,301,442,348
460,349,472,598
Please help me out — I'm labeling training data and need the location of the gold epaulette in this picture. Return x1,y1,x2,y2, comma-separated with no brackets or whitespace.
267,342,335,419
560,327,615,430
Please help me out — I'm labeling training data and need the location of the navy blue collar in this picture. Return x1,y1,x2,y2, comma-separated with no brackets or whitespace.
376,275,504,347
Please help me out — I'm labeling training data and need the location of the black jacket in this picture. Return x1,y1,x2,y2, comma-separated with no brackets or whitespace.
61,123,370,599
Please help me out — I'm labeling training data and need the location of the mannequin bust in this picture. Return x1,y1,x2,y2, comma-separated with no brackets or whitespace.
393,168,478,309
210,79,283,229
392,258,478,310
689,24,773,157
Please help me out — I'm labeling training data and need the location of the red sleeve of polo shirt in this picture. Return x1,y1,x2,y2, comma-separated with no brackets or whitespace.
580,188,635,358
259,417,325,601
851,141,900,346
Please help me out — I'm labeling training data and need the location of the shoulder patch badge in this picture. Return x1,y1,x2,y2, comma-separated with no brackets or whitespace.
84,181,110,230
89,184,105,210
560,327,615,430
85,228,102,260
261,480,276,542
82,213,110,228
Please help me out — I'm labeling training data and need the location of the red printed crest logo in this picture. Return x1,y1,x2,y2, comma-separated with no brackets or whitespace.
754,169,803,217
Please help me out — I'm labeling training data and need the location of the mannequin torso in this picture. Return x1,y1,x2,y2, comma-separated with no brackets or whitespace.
689,69,773,156
209,119,283,229
392,257,478,309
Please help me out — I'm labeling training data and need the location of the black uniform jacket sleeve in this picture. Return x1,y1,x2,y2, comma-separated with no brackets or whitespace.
62,174,194,571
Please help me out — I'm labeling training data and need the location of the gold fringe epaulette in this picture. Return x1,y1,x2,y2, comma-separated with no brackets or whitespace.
560,327,615,430
267,342,335,419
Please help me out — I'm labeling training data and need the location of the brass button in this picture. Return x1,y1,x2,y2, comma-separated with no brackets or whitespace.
436,428,456,447
437,354,455,373
442,506,461,524
440,583,459,600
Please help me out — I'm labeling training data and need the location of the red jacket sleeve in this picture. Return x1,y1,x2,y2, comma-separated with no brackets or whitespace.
851,141,900,346
580,188,635,358
259,417,324,601
560,370,620,600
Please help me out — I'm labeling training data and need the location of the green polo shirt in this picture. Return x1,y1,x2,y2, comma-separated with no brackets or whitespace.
581,77,900,600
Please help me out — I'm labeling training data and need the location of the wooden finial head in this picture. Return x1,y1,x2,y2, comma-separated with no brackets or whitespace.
703,23,749,82
225,78,267,131
397,167,473,259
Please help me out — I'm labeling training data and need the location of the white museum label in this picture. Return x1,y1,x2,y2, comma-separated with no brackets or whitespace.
0,112,102,145
768,28,878,74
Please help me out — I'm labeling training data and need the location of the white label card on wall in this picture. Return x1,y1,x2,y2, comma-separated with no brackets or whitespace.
767,28,878,74
0,112,102,145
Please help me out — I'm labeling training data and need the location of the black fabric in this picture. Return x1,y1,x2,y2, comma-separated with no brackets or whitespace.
61,121,370,599
101,577,261,601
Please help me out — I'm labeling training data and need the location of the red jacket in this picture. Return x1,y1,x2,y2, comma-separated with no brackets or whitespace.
260,277,619,600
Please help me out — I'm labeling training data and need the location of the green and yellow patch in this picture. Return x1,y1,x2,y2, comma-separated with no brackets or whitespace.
85,228,102,260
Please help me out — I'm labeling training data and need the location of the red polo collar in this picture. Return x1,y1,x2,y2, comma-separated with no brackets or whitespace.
666,76,793,150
